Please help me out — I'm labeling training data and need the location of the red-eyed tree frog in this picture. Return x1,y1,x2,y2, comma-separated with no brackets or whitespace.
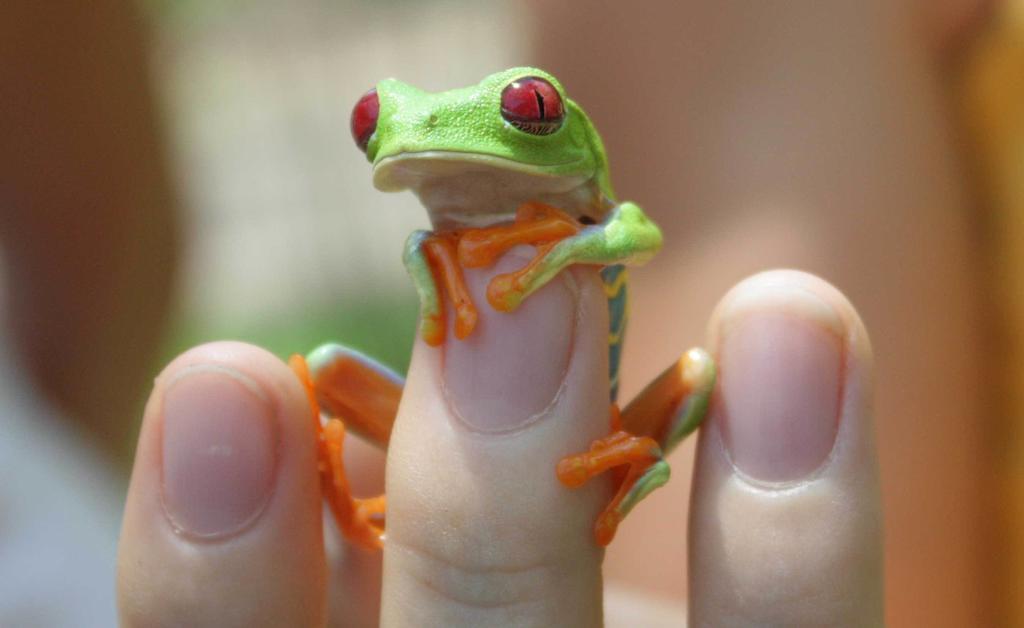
289,67,715,551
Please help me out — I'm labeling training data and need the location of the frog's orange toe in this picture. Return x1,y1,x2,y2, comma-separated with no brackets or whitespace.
421,313,446,347
486,273,524,312
348,495,387,550
555,455,591,488
454,301,478,340
594,510,622,547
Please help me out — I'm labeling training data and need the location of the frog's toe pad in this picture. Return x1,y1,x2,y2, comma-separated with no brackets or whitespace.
555,455,591,488
595,510,624,547
486,273,524,312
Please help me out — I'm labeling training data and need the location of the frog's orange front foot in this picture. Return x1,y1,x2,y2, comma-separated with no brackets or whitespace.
423,233,478,342
458,202,582,312
404,202,588,344
458,202,579,268
290,354,387,550
557,406,670,546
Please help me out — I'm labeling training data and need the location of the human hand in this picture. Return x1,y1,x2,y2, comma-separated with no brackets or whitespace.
117,267,882,626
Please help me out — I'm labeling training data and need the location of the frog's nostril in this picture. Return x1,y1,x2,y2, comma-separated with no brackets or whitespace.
351,88,379,152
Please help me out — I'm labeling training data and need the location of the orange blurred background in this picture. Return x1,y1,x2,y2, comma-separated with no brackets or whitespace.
2,0,1022,625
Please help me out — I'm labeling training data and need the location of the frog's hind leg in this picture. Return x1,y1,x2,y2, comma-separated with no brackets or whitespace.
621,347,716,453
290,344,405,551
557,412,670,546
556,348,715,546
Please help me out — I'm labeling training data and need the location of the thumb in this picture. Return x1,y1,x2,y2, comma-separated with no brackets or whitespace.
381,248,611,626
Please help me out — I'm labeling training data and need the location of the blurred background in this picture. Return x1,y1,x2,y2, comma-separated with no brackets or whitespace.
1,0,1022,625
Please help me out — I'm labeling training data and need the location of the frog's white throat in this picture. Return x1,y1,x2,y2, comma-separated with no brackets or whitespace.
372,151,609,230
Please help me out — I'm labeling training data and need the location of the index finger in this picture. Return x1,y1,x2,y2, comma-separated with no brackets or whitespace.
381,251,610,626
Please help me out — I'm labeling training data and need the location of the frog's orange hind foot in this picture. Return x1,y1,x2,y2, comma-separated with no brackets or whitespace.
321,419,386,550
289,355,385,551
557,407,669,546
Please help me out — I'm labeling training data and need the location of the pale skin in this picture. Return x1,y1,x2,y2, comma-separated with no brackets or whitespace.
118,269,883,626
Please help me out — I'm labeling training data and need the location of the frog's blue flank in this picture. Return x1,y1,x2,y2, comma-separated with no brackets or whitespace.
602,264,628,402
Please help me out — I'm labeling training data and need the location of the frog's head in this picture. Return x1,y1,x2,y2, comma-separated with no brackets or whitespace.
350,67,615,229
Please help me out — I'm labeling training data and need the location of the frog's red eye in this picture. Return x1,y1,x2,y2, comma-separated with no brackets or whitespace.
500,77,564,135
351,88,379,152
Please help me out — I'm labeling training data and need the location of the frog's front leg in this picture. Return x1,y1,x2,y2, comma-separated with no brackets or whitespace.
404,202,658,344
404,229,480,346
290,344,404,551
558,348,716,546
460,200,662,312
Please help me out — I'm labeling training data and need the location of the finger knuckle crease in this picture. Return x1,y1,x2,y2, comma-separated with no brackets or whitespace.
390,538,559,613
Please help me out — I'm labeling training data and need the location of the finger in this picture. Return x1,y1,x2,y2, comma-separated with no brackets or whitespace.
689,270,883,625
381,248,610,626
118,342,327,627
604,585,687,627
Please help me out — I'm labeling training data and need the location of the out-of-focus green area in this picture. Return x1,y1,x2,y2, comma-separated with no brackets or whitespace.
164,298,419,375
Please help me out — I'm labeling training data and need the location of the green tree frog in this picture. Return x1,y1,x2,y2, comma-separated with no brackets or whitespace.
289,67,715,551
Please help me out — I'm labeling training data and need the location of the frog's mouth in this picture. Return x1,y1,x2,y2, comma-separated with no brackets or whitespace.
372,151,608,230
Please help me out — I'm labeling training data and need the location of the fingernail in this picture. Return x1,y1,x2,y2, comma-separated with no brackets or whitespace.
161,366,277,538
718,286,845,482
443,246,577,432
